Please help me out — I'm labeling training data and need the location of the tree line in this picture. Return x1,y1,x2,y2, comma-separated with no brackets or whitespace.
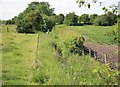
2,1,119,33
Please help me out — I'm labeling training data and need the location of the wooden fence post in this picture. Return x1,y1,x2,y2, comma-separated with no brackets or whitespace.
94,51,97,58
7,27,9,32
89,49,91,57
35,33,39,69
104,54,107,64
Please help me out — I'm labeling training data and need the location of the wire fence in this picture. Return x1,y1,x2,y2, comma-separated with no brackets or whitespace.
33,32,40,71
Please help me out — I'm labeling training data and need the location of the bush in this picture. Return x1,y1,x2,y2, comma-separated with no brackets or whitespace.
52,28,85,57
69,36,85,55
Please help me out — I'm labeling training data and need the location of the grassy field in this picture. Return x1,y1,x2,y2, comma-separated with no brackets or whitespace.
56,24,118,45
2,24,119,85
2,25,37,85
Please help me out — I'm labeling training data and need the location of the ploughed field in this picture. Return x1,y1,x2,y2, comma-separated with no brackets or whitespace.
1,24,119,85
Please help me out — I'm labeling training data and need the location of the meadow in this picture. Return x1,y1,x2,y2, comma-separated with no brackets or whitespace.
2,25,37,85
2,24,119,85
56,24,118,45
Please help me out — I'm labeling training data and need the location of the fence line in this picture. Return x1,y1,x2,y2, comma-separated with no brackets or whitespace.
33,32,39,71
82,45,118,69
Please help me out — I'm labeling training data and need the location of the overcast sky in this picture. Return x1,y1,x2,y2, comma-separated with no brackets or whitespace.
0,0,119,20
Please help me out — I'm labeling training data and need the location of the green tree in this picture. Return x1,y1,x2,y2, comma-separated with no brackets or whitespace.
94,12,117,26
49,15,57,24
90,14,98,24
16,2,55,33
42,18,55,32
5,20,13,25
107,12,117,24
16,12,43,33
79,14,90,24
57,14,64,24
37,2,54,16
64,12,78,26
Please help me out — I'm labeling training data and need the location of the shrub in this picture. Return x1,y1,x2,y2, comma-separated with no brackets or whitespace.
52,28,85,57
69,36,85,55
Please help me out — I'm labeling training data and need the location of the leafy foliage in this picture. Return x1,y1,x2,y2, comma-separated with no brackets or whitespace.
64,12,78,26
76,0,117,14
94,12,117,26
90,14,98,24
42,17,55,32
5,20,14,25
79,14,90,24
56,14,64,24
51,27,85,57
16,12,43,33
28,2,54,16
16,2,55,33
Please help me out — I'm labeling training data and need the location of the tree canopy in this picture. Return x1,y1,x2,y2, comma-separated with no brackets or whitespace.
55,14,64,24
79,14,90,24
94,12,117,26
2,1,118,28
16,2,55,33
90,14,98,24
64,12,78,26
